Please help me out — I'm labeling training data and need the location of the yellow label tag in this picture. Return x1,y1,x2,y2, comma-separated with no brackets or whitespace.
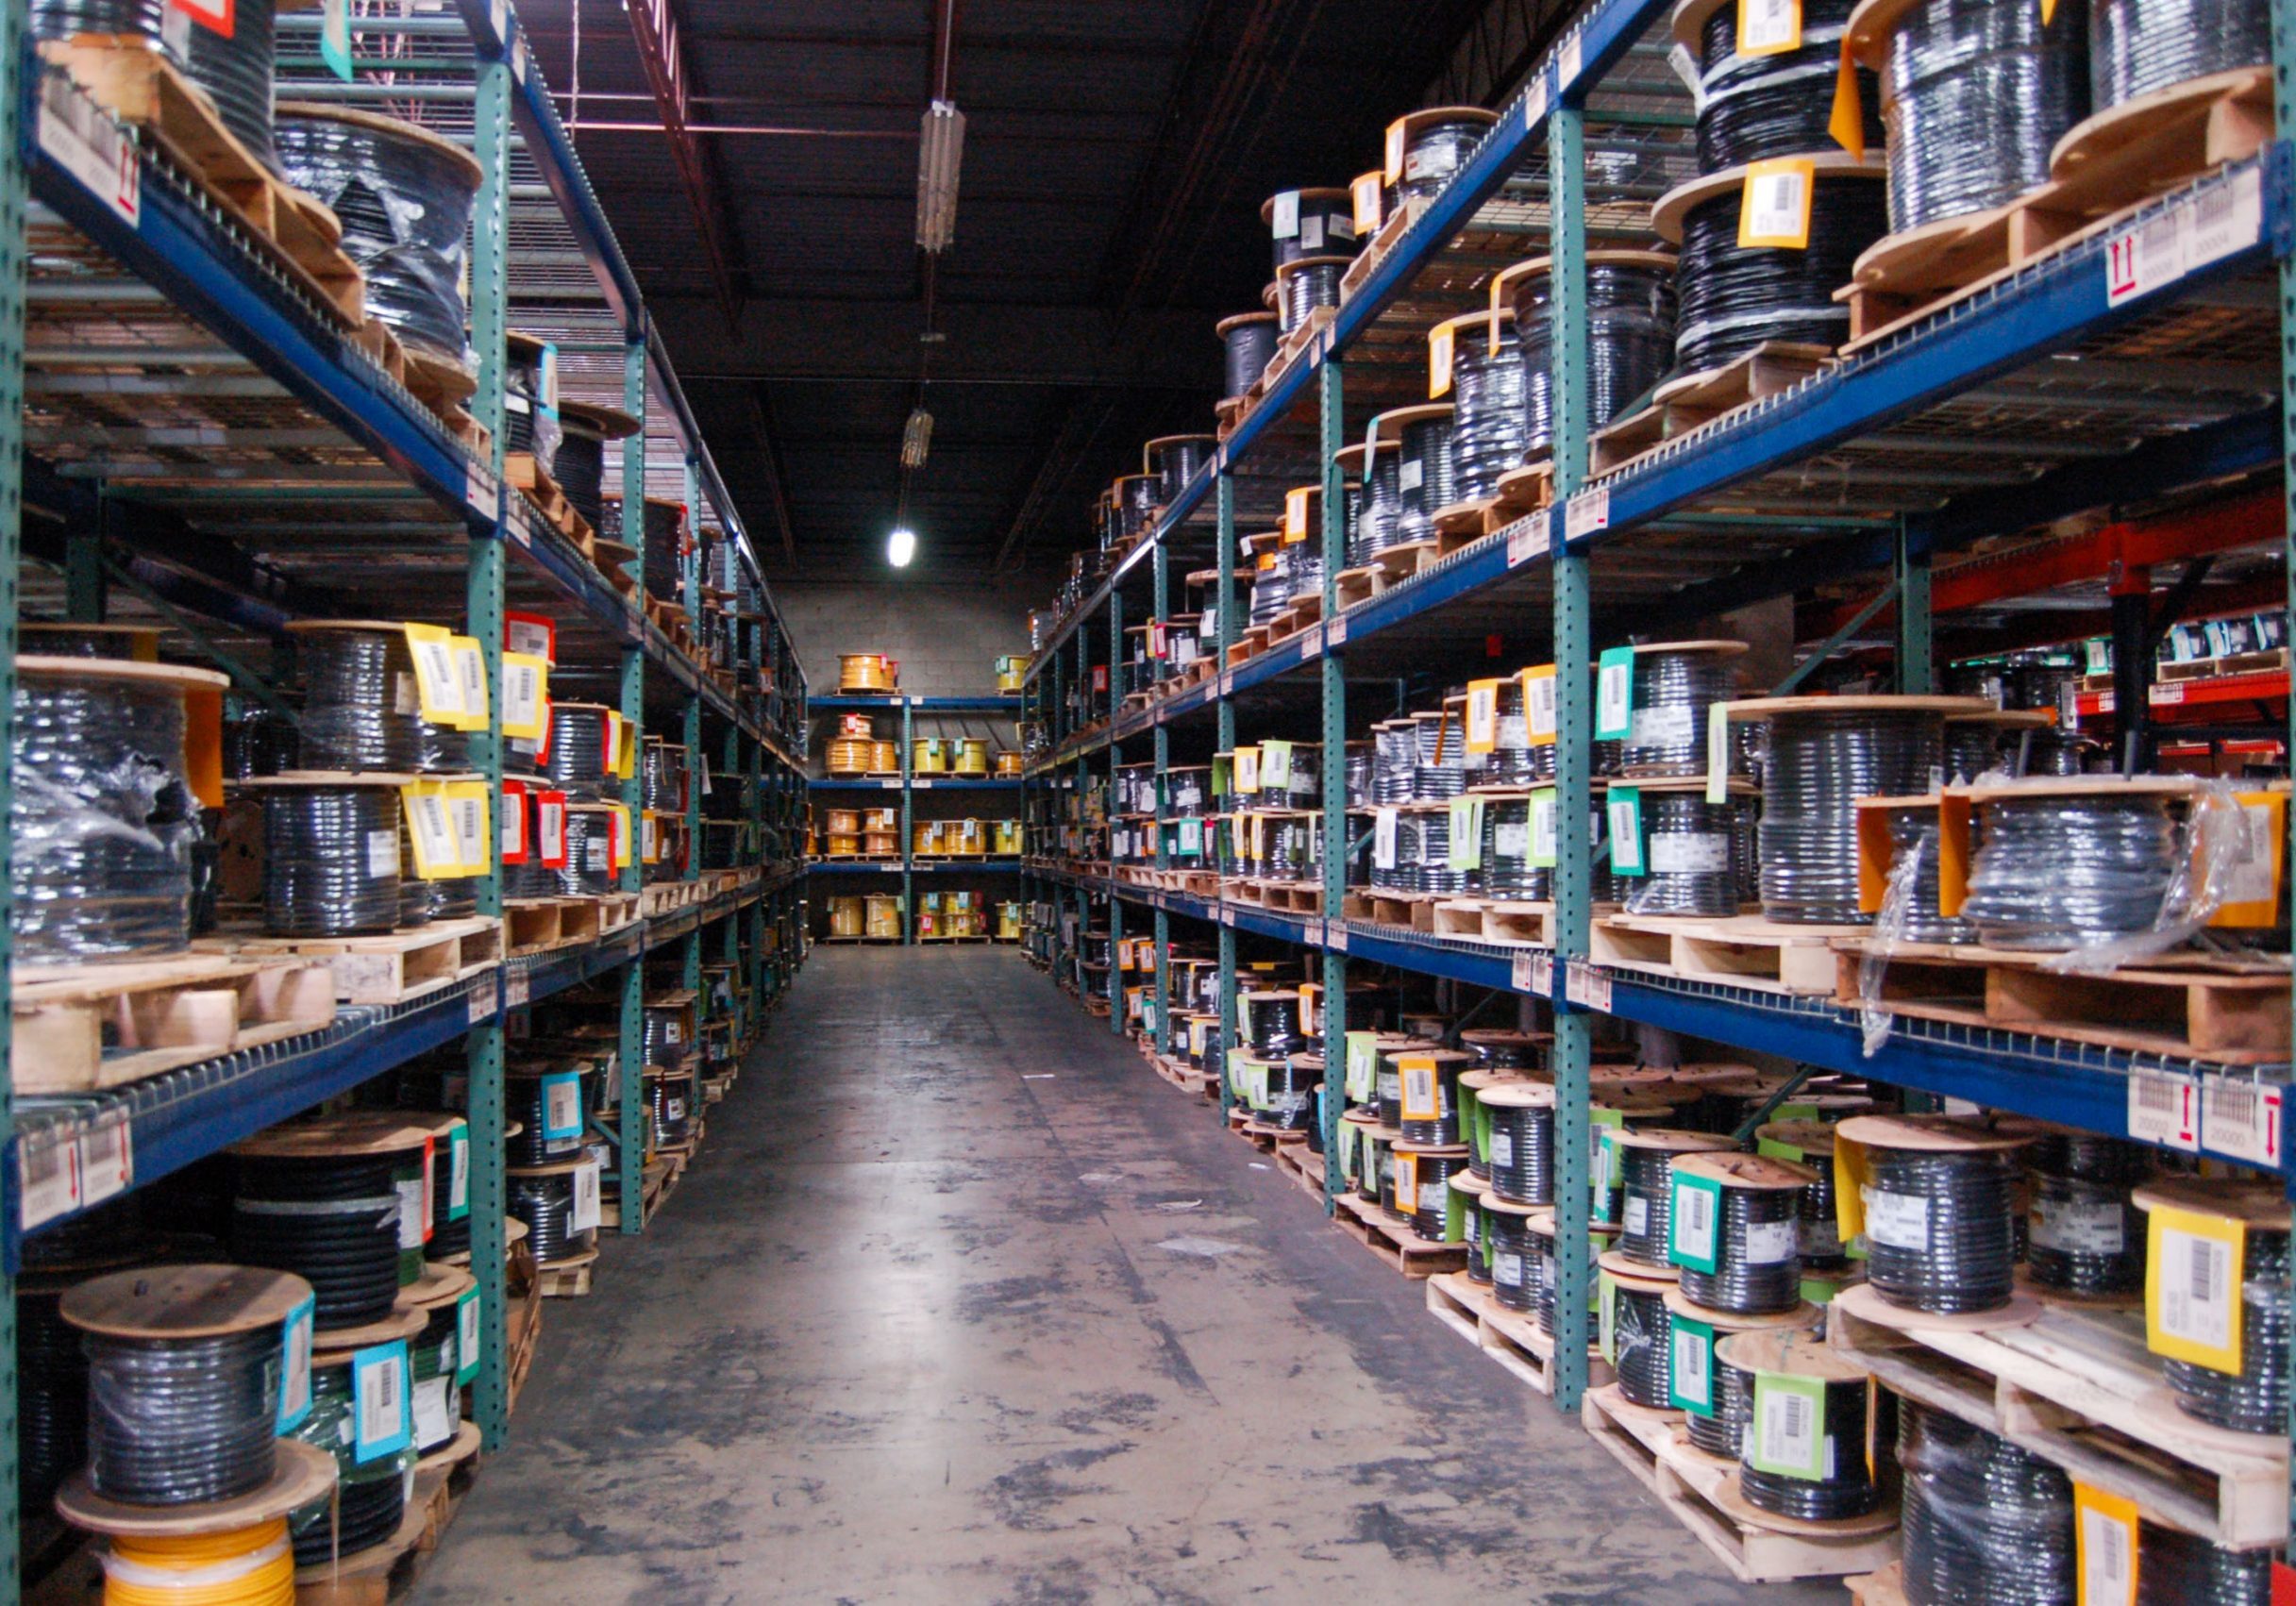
444,780,490,876
1736,0,1802,56
1832,1131,1869,1246
1286,486,1313,542
2145,1204,2244,1375
1352,171,1383,235
448,637,489,730
1233,746,1261,795
1383,118,1406,183
1398,1053,1440,1122
1828,36,1867,159
2212,791,2286,928
2072,1483,2139,1606
1738,158,1817,249
1430,325,1456,398
399,782,459,879
614,718,639,779
1393,1151,1418,1211
402,624,464,725
1465,679,1500,754
500,652,548,741
610,804,634,870
2040,0,2058,22
603,711,623,776
642,810,661,864
1523,665,1558,746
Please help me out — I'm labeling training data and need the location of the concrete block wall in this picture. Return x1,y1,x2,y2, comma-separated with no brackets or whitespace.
778,579,1042,699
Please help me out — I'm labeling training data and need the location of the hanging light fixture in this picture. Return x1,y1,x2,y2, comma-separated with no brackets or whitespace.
900,408,934,469
887,527,917,568
915,100,964,251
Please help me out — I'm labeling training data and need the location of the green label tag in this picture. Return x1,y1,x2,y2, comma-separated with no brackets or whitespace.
1749,1373,1830,1481
1443,1184,1466,1244
454,1286,481,1386
1595,645,1635,741
446,1122,470,1222
1225,1047,1248,1096
1529,789,1558,868
1607,786,1645,878
1261,740,1292,789
1246,1059,1270,1110
1345,1030,1378,1101
1598,1269,1619,1364
1669,1172,1724,1274
1335,1121,1359,1182
1591,1108,1626,1203
1448,796,1483,871
1669,1315,1717,1414
321,0,354,80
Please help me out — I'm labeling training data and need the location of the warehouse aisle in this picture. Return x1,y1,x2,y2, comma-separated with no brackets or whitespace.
416,948,1829,1605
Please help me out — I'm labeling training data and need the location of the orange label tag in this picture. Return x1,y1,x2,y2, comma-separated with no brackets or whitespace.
1738,158,1816,248
1430,325,1456,398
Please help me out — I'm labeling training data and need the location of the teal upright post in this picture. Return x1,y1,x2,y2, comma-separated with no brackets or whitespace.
1317,357,1347,1209
616,336,647,1233
1895,519,1934,695
2274,0,2296,1515
0,0,30,1578
1215,469,1238,1115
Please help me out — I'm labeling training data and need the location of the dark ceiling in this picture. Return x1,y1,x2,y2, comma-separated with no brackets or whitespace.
519,0,1510,584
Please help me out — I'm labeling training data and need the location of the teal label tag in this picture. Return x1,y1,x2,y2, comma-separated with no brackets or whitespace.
1595,645,1634,741
1669,1171,1724,1274
321,0,353,79
1607,786,1644,878
352,1340,412,1464
276,1293,315,1434
455,1286,481,1387
1669,1315,1717,1414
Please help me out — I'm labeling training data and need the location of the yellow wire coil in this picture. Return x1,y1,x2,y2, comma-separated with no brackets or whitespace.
104,1521,296,1606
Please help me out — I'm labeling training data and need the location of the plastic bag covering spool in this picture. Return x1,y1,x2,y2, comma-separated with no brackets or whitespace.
1609,1275,1674,1408
260,783,399,937
1394,112,1491,207
1674,176,1888,372
545,704,614,800
1511,257,1678,464
274,107,479,362
12,667,200,961
82,1323,281,1506
2091,0,2270,106
2023,1129,2151,1297
1898,1400,2074,1604
33,0,281,171
504,335,561,465
293,625,466,774
1693,0,1882,170
557,807,614,895
286,1355,411,1566
1881,0,2091,233
1863,1144,2022,1313
1394,414,1457,547
1623,646,1745,778
1961,790,2180,951
509,1168,596,1265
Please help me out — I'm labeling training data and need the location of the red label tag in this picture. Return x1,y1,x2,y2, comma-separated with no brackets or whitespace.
500,780,529,864
537,792,569,868
171,0,234,35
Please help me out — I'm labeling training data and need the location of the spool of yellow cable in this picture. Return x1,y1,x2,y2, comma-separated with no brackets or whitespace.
865,895,901,938
993,751,1023,778
996,656,1027,694
870,740,898,774
952,738,990,776
913,738,948,774
838,653,896,693
103,1520,297,1606
823,809,861,834
824,738,874,776
829,896,864,937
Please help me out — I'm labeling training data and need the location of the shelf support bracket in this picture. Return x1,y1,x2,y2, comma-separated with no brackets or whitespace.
1319,355,1347,1211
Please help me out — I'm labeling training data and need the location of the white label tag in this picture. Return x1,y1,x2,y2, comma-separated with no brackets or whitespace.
571,1161,602,1232
412,1376,454,1448
355,1348,406,1455
1864,1188,1930,1250
2106,166,2261,306
38,75,140,226
1739,0,1799,51
366,828,398,880
2201,1078,2282,1166
1743,1218,1798,1263
2127,1069,2201,1151
1564,486,1610,542
1271,190,1300,240
466,462,500,523
2079,1503,2137,1606
1649,832,1730,875
1672,1325,1711,1408
1567,961,1610,1012
1623,1194,1650,1237
2031,1196,2124,1255
77,1116,132,1206
2154,1224,2235,1350
1755,1381,1819,1479
18,1130,80,1231
1374,808,1399,870
1673,1179,1716,1263
1399,458,1424,494
394,1177,426,1250
1507,516,1550,568
1745,166,1810,242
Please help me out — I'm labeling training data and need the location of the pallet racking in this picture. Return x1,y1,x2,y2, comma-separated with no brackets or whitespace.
0,2,812,1591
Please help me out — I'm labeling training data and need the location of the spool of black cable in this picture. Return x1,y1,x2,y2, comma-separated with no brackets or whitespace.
63,1263,307,1506
1859,0,2090,235
612,498,687,601
1438,311,1527,506
1371,1040,1433,1129
559,806,619,895
1615,1130,1735,1267
275,106,480,362
1961,786,2180,950
502,331,559,460
1413,711,1464,801
1608,1267,1678,1409
1217,311,1280,402
1877,806,1978,944
1277,256,1347,335
1146,435,1216,507
419,1112,471,1263
233,1124,427,1330
287,622,466,775
1264,187,1359,273
1717,1330,1885,1521
1240,990,1305,1059
1455,1172,1494,1284
1486,1198,1541,1314
1656,159,1890,373
1621,643,1749,778
407,1270,468,1457
37,0,281,170
1899,1398,2074,1603
255,778,402,937
508,1165,599,1266
2024,1128,2151,1297
1462,1029,1544,1072
1392,1047,1475,1145
2088,0,2267,109
647,1068,697,1147
507,1062,592,1165
1670,1152,1814,1314
1389,405,1457,548
2135,1178,2291,1435
1479,1082,1554,1205
552,400,639,534
289,1344,412,1564
1625,790,1745,918
1684,1325,1756,1459
1751,698,1978,924
1477,793,1550,900
1844,1114,2030,1315
2134,1521,2275,1606
21,1275,96,1516
14,657,215,962
1505,252,1679,460
546,702,617,801
1681,0,1883,169
1390,107,1498,204
1394,1146,1469,1239
1754,1120,1852,1271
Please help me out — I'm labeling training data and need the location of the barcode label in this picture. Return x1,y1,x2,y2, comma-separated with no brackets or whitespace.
1565,486,1610,543
368,828,397,878
395,1178,427,1250
1623,1194,1650,1237
353,1342,410,1462
1752,1375,1827,1481
1673,1179,1716,1263
543,1071,583,1140
1737,0,1800,52
2127,1069,2199,1150
412,1376,454,1450
2076,1487,2139,1606
1489,1130,1515,1167
1567,961,1611,1013
77,1116,132,1207
1399,1060,1439,1122
571,1161,602,1232
20,1130,81,1231
1507,515,1549,568
456,1287,482,1385
1493,1250,1525,1288
1864,1187,1930,1250
2200,1078,2281,1166
1742,161,1812,245
38,73,141,225
2155,1225,2235,1351
2107,166,2261,306
1671,1326,1711,1410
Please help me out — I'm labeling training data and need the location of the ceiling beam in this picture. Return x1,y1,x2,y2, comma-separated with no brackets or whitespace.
624,0,748,329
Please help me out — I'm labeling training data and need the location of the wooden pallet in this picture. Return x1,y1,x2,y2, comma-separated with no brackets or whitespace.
503,895,640,955
1342,889,1439,932
1426,1271,1614,1398
40,38,363,326
1227,1107,1312,1153
1847,1563,1909,1605
638,879,711,917
196,915,502,1006
504,452,601,558
1433,898,1557,946
1431,464,1551,544
12,954,337,1093
1150,1053,1215,1099
1257,879,1324,914
1338,196,1429,305
1833,939,2291,1062
1584,1383,1899,1582
293,1423,478,1605
1332,1191,1467,1279
600,1153,682,1230
1829,1281,2287,1546
1588,343,1834,476
1273,1137,1328,1198
1837,68,2271,348
1249,305,1337,410
535,1248,600,1299
1591,913,1847,995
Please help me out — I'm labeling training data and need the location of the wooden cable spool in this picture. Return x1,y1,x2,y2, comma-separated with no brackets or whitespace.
824,738,874,776
838,653,896,693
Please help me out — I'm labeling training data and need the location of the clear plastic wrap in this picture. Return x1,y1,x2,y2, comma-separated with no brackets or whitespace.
2040,781,2264,973
1898,1398,2074,1602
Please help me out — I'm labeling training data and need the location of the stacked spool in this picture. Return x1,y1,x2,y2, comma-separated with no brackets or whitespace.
838,654,897,694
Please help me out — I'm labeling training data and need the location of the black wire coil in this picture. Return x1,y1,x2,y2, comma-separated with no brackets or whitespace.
20,1281,88,1514
1489,1208,1538,1314
13,668,199,961
2024,1129,2150,1297
1759,707,1945,923
1350,450,1405,566
1962,792,2178,950
1414,713,1464,801
289,1358,407,1565
1626,794,1742,917
507,1067,590,1164
1899,1399,2074,1604
1155,438,1215,505
1486,1099,1553,1205
274,110,478,362
427,1124,472,1262
2091,0,2268,107
1478,678,1541,788
232,1152,407,1329
1461,1187,1491,1283
1680,1183,1806,1313
84,1325,278,1504
648,1069,696,1147
295,626,462,774
1885,811,1979,944
2135,1521,2275,1606
1401,1149,1467,1238
553,417,609,533
1611,1277,1675,1409
1480,796,1550,900
1884,0,2090,234
1675,177,1889,373
545,705,614,800
1394,414,1457,545
1241,991,1304,1058
394,830,436,930
262,785,401,938
1413,808,1474,896
559,811,615,895
1398,115,1489,203
1697,0,1883,170
1686,1346,1754,1458
503,340,551,460
1221,314,1279,399
1864,1146,2021,1313
1738,1371,1885,1521
1618,1145,1690,1267
1514,258,1678,458
1372,723,1416,804
2163,1226,2290,1433
1398,1057,1466,1146
1281,259,1345,334
1624,648,1743,778
1448,318,1528,504
35,0,280,171
508,1170,596,1266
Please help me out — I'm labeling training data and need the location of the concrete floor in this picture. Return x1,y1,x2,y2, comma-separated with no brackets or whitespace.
416,947,1840,1605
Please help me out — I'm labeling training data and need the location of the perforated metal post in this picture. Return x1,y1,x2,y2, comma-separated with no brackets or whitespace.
901,695,914,944
1106,590,1124,1029
1548,94,1594,1414
2276,0,2296,1513
1318,357,1347,1207
616,336,646,1234
464,40,511,1446
1215,469,1238,1116
0,0,29,1573
1895,518,1934,694
1152,537,1172,1057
